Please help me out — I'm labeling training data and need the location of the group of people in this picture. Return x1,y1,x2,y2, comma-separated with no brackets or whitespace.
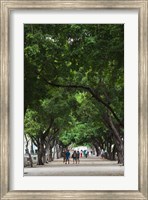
62,149,80,164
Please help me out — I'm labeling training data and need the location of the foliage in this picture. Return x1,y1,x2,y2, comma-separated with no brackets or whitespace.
24,24,124,163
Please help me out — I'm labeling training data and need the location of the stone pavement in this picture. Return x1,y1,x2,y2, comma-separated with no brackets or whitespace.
24,156,124,176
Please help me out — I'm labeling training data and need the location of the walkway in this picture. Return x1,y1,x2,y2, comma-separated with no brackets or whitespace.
24,156,124,176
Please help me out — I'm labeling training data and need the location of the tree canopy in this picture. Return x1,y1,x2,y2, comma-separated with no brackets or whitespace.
24,24,124,164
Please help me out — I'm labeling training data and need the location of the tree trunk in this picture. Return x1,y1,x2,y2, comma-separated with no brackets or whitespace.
43,149,46,164
116,141,124,164
108,114,124,165
112,145,116,160
52,145,56,160
48,146,53,162
24,134,33,167
37,143,44,165
26,149,33,167
93,144,99,156
30,140,34,154
107,142,112,160
56,144,60,159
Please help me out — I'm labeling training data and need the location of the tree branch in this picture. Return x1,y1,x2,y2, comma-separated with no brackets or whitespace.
44,79,123,128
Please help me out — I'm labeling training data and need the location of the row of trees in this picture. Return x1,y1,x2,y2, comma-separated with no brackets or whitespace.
24,24,124,165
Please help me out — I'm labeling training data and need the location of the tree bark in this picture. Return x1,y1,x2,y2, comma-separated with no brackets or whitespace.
93,143,100,156
56,143,60,159
112,145,116,160
48,145,53,162
30,141,34,154
107,142,112,160
116,141,124,164
24,134,33,167
37,143,44,165
108,114,124,165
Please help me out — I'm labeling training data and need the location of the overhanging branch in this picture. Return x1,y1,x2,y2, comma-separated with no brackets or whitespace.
38,72,123,128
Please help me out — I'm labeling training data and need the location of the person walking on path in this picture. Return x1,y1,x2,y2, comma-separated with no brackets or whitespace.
87,151,89,157
62,149,66,163
72,150,77,164
84,150,88,158
76,151,80,164
80,150,83,158
101,149,105,159
65,149,70,164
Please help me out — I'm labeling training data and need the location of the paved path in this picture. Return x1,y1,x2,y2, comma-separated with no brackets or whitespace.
24,156,124,176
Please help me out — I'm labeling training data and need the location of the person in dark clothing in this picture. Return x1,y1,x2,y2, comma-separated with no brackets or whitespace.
62,149,66,163
76,151,80,164
72,150,77,164
65,150,70,164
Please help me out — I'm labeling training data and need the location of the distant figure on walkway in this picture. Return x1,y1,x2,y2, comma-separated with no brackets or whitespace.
101,149,105,159
87,151,89,157
65,150,70,164
62,149,66,163
84,150,88,158
76,151,80,164
80,150,83,157
104,150,108,159
91,150,93,156
72,150,77,164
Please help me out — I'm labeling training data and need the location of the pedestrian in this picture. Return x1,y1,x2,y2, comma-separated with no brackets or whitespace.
76,151,80,164
72,150,77,164
87,151,89,157
65,149,70,164
101,149,105,159
62,149,66,163
80,150,83,158
91,151,93,156
104,150,108,159
85,150,88,158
